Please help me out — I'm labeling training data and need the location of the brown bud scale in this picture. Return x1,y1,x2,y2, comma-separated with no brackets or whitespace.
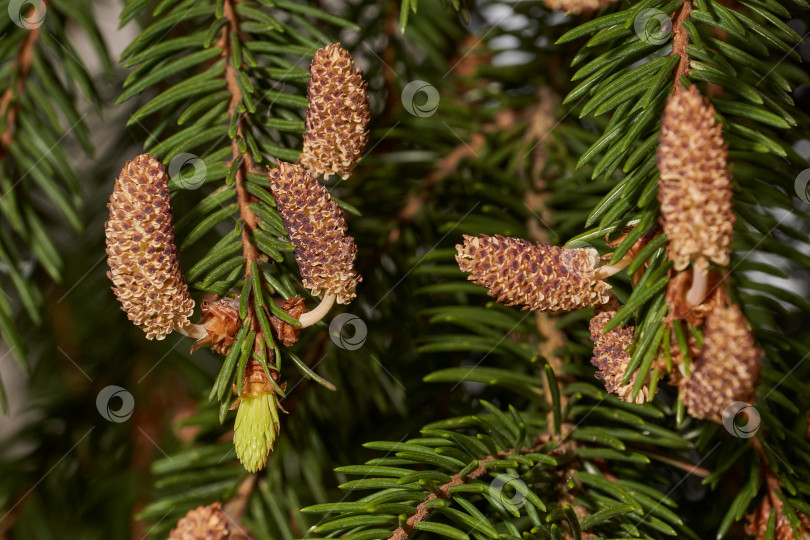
192,296,241,355
270,296,306,347
105,154,194,340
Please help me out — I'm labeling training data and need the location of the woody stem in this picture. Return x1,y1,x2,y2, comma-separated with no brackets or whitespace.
221,0,266,342
0,16,39,163
298,294,336,328
671,0,692,87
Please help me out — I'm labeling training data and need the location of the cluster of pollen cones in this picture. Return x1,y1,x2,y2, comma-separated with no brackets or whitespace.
455,85,760,423
657,85,759,421
104,42,369,475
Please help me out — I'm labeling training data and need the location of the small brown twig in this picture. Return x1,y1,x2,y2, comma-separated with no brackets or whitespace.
388,453,509,540
671,0,693,87
223,475,259,539
0,19,40,160
220,0,266,343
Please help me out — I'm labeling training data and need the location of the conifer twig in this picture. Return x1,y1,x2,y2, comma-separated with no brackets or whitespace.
671,0,692,85
0,19,40,159
221,0,262,337
388,452,522,540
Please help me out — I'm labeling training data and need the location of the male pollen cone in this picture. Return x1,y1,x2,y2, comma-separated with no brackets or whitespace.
542,0,618,13
268,162,361,304
682,294,762,422
169,502,230,540
105,154,194,340
589,298,648,404
657,85,734,272
300,42,370,180
455,234,612,312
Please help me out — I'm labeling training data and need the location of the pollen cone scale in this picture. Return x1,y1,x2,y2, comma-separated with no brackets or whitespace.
105,154,195,340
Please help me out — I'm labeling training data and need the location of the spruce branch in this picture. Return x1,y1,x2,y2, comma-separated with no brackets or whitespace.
14,0,804,537
388,453,512,540
113,0,371,478
734,438,810,539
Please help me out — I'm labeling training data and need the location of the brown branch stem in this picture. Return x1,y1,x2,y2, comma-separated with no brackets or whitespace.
387,437,576,540
223,475,259,539
388,453,510,540
671,0,693,87
221,0,264,340
0,21,40,159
